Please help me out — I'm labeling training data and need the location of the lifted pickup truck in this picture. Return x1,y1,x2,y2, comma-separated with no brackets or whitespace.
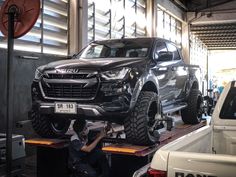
145,81,236,177
30,37,203,145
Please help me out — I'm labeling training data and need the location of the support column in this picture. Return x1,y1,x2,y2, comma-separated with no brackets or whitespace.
69,0,88,55
181,23,190,64
146,0,156,37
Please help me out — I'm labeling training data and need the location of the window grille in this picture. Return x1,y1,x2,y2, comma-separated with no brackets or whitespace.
88,0,147,43
157,7,182,47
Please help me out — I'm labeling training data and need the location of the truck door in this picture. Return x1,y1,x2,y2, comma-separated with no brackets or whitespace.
166,43,188,100
153,42,176,105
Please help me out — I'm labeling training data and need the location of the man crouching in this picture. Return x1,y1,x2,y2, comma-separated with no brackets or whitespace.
68,119,110,177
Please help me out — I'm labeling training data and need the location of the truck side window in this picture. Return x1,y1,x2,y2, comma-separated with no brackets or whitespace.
166,43,181,60
154,42,169,61
220,89,236,119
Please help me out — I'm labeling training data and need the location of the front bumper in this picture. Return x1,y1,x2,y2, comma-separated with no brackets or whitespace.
31,75,135,121
36,102,105,116
32,100,130,119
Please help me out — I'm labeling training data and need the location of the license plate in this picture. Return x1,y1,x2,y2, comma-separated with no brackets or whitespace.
55,102,77,114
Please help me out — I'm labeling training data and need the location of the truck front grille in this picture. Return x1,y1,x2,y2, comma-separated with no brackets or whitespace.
40,71,99,100
47,74,88,79
41,83,98,99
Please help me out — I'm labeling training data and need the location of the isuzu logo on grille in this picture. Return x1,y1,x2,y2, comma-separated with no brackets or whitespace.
56,69,79,74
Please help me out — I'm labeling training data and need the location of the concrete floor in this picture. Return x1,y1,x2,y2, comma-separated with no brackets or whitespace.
23,155,37,177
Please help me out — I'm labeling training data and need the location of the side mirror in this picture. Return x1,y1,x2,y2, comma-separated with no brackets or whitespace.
158,51,173,61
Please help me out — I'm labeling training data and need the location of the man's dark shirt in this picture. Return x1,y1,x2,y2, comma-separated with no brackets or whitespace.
68,134,88,167
68,133,110,177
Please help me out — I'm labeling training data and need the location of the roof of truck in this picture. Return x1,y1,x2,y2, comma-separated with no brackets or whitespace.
93,37,173,44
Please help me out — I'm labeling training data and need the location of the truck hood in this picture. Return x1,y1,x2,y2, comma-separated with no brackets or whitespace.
39,58,146,72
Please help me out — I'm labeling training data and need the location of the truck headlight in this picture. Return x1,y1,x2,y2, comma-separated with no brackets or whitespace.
35,69,43,80
101,68,130,80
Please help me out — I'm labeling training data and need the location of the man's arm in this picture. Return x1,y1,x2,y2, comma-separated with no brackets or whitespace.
81,129,106,153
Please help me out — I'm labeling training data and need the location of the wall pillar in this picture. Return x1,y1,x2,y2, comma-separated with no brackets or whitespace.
182,23,190,64
69,0,88,55
146,0,156,37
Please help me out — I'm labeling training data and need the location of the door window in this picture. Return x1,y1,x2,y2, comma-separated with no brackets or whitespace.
154,42,171,61
220,87,236,119
166,43,181,60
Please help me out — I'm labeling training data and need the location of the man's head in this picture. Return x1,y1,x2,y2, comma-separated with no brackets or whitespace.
73,119,88,135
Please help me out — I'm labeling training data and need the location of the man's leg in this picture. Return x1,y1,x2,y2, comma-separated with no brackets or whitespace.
88,149,110,177
74,163,97,177
99,153,110,177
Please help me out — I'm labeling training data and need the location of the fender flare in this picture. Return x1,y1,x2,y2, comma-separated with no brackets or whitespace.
129,73,160,110
185,76,199,99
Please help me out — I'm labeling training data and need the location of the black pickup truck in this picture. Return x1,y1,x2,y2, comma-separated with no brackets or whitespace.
30,37,203,145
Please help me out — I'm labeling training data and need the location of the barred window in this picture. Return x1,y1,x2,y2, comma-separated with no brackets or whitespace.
157,7,182,48
0,0,69,56
88,0,147,43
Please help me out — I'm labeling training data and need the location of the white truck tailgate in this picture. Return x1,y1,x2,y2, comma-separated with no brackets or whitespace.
168,151,236,177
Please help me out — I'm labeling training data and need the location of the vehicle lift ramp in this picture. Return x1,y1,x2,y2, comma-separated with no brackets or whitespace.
25,119,206,177
102,119,206,177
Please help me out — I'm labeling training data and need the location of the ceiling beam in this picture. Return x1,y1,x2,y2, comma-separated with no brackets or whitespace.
191,24,236,30
202,39,236,43
198,36,236,40
171,0,188,11
204,43,236,46
207,45,236,47
208,47,236,49
195,32,236,36
191,29,236,34
196,0,235,12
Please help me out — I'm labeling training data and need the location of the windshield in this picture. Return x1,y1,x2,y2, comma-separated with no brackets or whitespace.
78,38,153,59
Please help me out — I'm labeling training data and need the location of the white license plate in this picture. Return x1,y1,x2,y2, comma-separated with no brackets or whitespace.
55,102,77,114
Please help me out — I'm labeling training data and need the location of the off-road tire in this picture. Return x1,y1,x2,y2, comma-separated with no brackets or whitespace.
30,110,70,138
181,89,203,124
124,91,160,145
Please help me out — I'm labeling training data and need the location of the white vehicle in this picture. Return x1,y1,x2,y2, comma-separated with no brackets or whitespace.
134,81,236,177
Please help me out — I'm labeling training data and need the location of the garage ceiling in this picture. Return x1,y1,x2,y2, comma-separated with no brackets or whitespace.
190,23,236,50
183,0,235,11
174,0,236,50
